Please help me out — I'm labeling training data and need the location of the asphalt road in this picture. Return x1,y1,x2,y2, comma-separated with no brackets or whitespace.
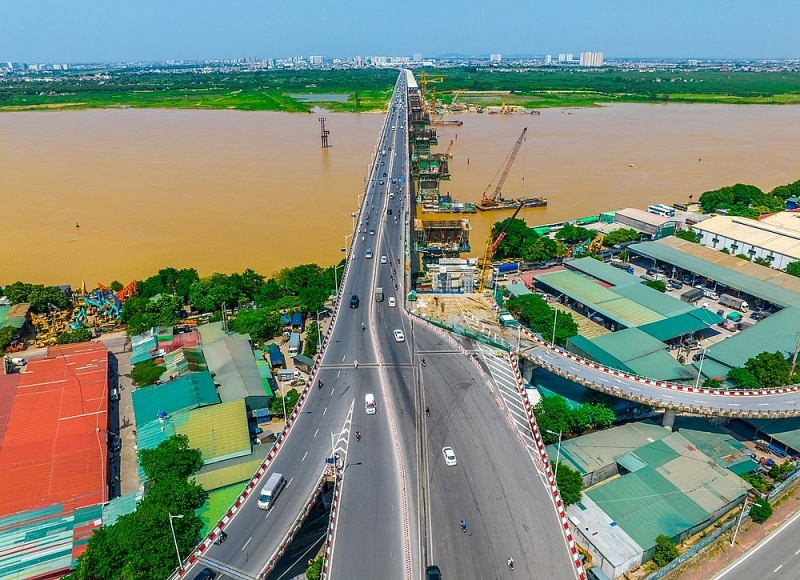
190,74,412,580
712,510,800,580
415,330,579,579
524,344,800,416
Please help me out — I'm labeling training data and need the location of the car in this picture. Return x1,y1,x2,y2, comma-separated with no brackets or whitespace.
668,279,683,290
692,352,707,362
425,565,442,580
110,388,120,402
192,569,217,580
716,309,725,318
381,255,388,264
388,297,397,307
442,446,457,466
393,329,405,342
369,228,375,236
387,208,393,215
109,435,122,453
743,449,757,459
365,248,373,259
350,295,360,309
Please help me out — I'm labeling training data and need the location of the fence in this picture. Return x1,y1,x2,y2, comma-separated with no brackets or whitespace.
413,313,512,352
644,519,736,580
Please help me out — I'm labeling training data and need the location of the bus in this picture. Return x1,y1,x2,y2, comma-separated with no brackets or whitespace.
647,204,676,218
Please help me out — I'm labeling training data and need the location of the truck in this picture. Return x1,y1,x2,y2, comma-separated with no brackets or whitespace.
375,287,384,302
680,288,702,304
288,332,301,357
267,344,285,369
720,295,749,312
291,312,303,330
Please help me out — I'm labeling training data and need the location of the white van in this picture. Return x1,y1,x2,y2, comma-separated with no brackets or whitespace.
257,472,286,510
365,393,376,415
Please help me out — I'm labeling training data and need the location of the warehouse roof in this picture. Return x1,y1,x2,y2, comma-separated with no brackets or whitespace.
0,303,29,329
629,237,800,307
174,399,251,464
637,311,721,342
617,207,677,227
535,270,665,328
198,321,250,346
567,496,643,571
131,371,219,425
745,417,800,454
204,337,266,401
506,282,532,298
566,257,641,288
760,211,800,233
693,215,800,260
161,346,207,379
193,444,271,491
612,283,696,318
130,329,158,364
676,420,759,476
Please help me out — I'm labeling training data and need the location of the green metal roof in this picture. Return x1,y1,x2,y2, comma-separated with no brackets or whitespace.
637,312,716,342
254,351,276,397
506,283,532,298
591,328,669,361
624,351,696,381
174,399,251,464
567,335,629,372
131,371,219,425
198,321,251,346
0,304,28,329
203,337,267,401
161,346,207,379
745,416,800,453
629,237,800,308
567,257,641,288
612,284,695,318
676,421,758,475
535,270,665,328
130,329,157,364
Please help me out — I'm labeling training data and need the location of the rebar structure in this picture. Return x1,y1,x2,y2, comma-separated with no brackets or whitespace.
319,117,330,148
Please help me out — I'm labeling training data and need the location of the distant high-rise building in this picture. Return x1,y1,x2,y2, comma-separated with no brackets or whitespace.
566,53,573,62
579,51,604,67
413,53,422,62
490,54,502,64
558,53,567,62
545,54,552,65
687,59,699,66
309,55,324,65
353,56,365,68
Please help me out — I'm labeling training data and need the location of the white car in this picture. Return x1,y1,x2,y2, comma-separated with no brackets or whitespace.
393,329,405,342
442,447,457,466
388,297,397,307
381,255,388,264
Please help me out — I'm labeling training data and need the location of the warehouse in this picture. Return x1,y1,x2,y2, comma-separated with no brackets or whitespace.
614,207,678,239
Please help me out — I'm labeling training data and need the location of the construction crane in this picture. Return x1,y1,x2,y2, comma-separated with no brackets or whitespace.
480,127,527,208
478,200,526,291
418,73,443,121
432,89,468,126
444,139,455,158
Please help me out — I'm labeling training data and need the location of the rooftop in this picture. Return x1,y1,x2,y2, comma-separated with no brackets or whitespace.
693,215,800,260
616,207,677,227
131,371,219,425
203,337,267,401
760,211,800,233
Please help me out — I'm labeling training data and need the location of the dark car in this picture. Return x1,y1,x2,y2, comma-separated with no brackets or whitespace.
425,565,441,580
387,208,393,215
193,569,217,580
692,352,707,362
109,435,122,453
350,295,360,309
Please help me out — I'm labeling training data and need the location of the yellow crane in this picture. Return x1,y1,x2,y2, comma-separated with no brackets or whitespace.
479,200,526,291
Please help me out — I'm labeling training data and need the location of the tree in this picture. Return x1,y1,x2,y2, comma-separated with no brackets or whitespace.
140,435,203,482
727,367,761,390
0,326,17,351
56,328,93,344
769,460,794,481
505,295,578,347
652,534,680,567
720,247,731,255
138,267,200,302
2,281,33,304
786,261,800,278
229,308,284,342
303,322,319,357
109,280,124,292
553,461,583,506
675,229,701,243
744,351,792,389
305,555,324,580
702,377,722,389
748,498,773,524
490,218,538,261
270,388,301,418
131,359,167,387
534,395,615,440
646,280,667,293
741,472,767,493
753,257,772,267
603,228,640,247
555,224,596,244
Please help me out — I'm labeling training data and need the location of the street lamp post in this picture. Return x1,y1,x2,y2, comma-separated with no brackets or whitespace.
730,497,753,546
344,234,352,256
168,513,184,571
694,346,709,390
316,311,322,353
333,264,344,297
551,309,558,345
545,430,563,480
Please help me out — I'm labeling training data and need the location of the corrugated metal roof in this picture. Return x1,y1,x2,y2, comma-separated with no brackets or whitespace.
638,312,715,341
0,303,29,329
193,445,270,491
566,257,641,287
130,329,158,364
745,416,800,453
204,337,267,401
612,284,695,318
254,351,275,397
567,496,643,571
174,399,251,464
198,321,251,346
131,371,219,425
676,421,757,475
161,346,207,379
694,215,800,260
616,207,676,227
102,490,142,526
591,328,670,360
630,237,800,308
506,283,532,297
535,270,665,328
546,422,670,475
624,351,696,381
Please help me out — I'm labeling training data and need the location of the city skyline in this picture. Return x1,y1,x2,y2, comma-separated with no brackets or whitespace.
2,0,799,63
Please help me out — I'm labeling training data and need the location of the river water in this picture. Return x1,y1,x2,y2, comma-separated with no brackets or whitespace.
1,104,799,286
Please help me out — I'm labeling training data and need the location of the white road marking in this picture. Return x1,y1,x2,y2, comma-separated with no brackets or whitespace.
337,370,341,378
331,388,335,396
342,355,346,362
302,452,308,462
774,565,782,572
630,387,640,391
314,428,319,438
759,403,769,406
242,537,252,551
323,407,327,416
663,395,673,399
728,403,740,407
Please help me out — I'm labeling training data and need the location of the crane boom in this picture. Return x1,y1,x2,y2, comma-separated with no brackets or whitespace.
482,127,527,203
479,200,526,291
490,200,526,254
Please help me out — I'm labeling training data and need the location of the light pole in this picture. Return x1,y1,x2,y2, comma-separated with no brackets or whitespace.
344,234,352,256
551,309,558,345
316,311,322,353
333,263,344,297
168,513,184,571
545,430,563,480
694,346,709,389
730,496,753,546
351,212,357,233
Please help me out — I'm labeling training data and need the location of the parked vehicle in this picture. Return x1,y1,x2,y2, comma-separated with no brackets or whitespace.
288,332,301,357
720,295,749,312
375,287,384,302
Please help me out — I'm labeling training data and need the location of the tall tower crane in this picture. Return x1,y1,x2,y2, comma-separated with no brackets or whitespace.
480,127,527,208
478,200,526,291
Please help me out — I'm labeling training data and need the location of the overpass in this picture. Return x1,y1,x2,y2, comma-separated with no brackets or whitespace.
517,328,800,422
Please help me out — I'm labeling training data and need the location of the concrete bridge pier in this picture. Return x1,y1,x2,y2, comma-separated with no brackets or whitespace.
519,356,536,384
662,408,676,431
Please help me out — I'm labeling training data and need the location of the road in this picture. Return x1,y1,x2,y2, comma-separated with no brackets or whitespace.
190,74,413,580
522,342,800,417
712,510,800,580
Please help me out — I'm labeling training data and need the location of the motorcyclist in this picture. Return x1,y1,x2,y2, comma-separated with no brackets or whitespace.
361,322,366,332
425,407,430,417
460,520,467,532
318,379,323,389
507,557,514,570
421,358,426,367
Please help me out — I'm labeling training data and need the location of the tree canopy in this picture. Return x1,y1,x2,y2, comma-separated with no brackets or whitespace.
675,229,701,243
553,461,583,506
787,261,800,278
1,281,69,313
697,181,793,217
555,224,596,244
505,295,578,347
652,534,680,567
490,218,561,262
602,228,640,247
534,394,615,442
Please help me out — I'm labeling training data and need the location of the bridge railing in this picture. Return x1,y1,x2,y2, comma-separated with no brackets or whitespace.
410,312,513,351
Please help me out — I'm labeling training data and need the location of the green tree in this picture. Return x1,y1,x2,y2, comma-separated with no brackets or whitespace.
140,434,203,481
490,218,537,261
304,322,320,357
720,247,731,255
675,229,701,243
305,555,324,580
741,472,767,493
727,367,761,390
652,534,680,567
270,388,301,418
138,267,200,302
768,460,794,481
229,308,284,342
702,377,722,389
555,223,596,244
0,326,18,351
109,280,124,292
786,262,800,278
603,228,640,246
646,280,667,293
521,236,560,262
744,351,792,389
56,328,93,344
553,461,583,506
24,285,69,313
749,498,773,523
505,295,578,347
131,359,167,387
2,281,33,304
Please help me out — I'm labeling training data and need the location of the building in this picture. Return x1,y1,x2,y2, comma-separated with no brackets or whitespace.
614,207,678,239
308,55,324,65
545,54,552,65
580,51,604,67
0,342,111,579
691,214,800,270
558,53,574,62
490,54,502,64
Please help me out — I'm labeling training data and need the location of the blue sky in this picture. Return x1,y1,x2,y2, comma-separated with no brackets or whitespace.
3,0,799,63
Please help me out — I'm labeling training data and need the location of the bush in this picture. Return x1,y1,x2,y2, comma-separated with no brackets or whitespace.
675,229,701,243
303,322,319,357
652,534,680,567
505,295,578,347
646,280,667,293
305,555,324,580
0,326,17,351
270,388,301,418
56,328,93,344
741,472,767,493
131,359,167,387
553,461,583,506
749,498,773,523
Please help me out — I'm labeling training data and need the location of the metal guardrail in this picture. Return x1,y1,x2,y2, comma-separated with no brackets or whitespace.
411,313,512,351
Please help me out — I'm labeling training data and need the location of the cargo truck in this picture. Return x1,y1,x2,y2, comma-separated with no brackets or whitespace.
375,287,384,302
288,332,301,356
720,295,749,312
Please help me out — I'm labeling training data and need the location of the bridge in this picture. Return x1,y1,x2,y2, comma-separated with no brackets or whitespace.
177,71,581,580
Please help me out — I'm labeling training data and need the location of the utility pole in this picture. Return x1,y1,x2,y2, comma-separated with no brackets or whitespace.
790,331,800,377
319,117,330,148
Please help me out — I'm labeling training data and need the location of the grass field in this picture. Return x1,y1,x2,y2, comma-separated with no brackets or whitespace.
2,67,800,112
197,482,247,535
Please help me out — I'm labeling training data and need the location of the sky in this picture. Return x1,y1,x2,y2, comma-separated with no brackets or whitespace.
2,0,799,63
